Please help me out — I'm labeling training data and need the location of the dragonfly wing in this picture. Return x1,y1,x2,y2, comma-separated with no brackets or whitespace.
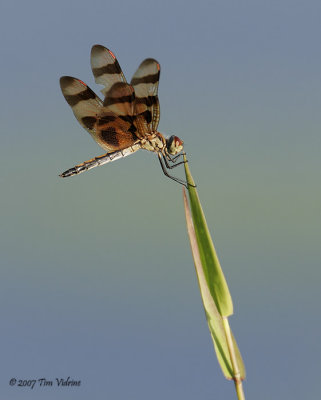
131,58,160,133
103,81,135,117
60,76,103,136
60,76,138,152
91,45,127,97
98,82,139,149
94,112,139,152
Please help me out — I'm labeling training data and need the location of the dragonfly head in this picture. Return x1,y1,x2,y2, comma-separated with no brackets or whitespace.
166,135,184,155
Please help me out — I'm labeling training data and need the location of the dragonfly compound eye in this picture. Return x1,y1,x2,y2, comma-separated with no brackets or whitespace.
167,135,184,155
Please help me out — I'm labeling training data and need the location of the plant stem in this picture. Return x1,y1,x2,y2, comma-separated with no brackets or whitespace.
222,317,245,400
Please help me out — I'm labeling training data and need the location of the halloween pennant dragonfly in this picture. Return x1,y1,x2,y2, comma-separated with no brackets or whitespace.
59,44,190,186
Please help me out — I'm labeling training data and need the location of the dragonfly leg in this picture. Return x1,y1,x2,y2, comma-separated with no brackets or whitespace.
158,153,194,188
163,152,187,169
164,158,186,169
166,153,186,163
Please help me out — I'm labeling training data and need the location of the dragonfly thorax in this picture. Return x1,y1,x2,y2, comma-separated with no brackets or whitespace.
166,135,184,155
141,133,184,156
140,132,166,152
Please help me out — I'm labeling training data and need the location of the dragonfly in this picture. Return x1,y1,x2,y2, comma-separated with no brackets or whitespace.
59,44,191,187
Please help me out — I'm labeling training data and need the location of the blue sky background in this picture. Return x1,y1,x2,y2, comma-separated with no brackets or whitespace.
0,0,320,399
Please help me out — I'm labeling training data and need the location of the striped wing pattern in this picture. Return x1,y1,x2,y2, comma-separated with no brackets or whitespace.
60,77,138,152
91,45,126,96
60,44,161,150
131,58,160,133
90,44,160,134
59,76,103,136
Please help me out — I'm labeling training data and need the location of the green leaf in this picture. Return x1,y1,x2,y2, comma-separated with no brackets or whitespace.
183,156,233,316
183,189,245,380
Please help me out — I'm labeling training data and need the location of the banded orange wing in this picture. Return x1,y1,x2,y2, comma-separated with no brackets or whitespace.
59,76,140,177
60,76,138,151
91,45,126,97
91,44,160,135
131,58,160,135
59,76,103,137
59,45,190,186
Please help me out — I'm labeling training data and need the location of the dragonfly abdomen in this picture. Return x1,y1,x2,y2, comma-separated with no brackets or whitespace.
60,144,141,178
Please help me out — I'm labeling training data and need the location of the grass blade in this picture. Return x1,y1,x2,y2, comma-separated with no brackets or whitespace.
183,156,233,317
183,189,245,381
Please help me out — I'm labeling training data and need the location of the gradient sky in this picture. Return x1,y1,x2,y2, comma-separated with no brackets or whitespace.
1,1,321,399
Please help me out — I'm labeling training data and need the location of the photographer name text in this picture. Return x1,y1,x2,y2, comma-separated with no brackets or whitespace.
9,376,81,389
